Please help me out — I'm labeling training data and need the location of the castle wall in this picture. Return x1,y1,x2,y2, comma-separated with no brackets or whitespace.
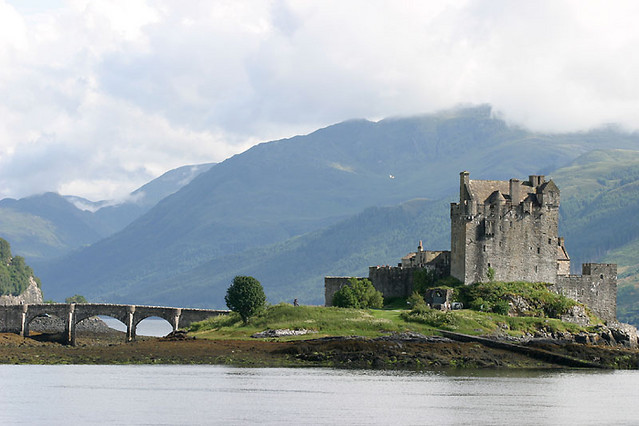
450,203,468,282
368,266,414,299
551,263,617,322
465,204,558,284
557,259,571,276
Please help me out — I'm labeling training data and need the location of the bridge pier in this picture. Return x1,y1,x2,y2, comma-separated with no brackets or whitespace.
20,304,27,338
126,305,136,342
66,304,76,346
172,308,181,332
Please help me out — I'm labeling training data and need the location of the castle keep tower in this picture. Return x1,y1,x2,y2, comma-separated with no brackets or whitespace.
450,171,561,285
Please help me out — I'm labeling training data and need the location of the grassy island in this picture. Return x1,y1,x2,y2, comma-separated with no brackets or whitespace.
1,282,638,369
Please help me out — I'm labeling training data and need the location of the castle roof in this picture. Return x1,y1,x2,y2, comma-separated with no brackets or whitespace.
468,179,533,204
558,242,570,261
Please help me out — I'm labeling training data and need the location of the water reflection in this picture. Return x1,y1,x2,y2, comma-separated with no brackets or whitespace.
0,365,637,425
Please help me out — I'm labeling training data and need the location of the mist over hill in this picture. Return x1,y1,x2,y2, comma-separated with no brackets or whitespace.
0,163,214,263
33,106,639,318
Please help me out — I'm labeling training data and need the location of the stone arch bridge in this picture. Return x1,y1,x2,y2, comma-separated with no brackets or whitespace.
0,303,229,345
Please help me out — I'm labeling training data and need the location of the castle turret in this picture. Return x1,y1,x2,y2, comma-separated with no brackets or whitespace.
529,175,545,187
509,178,520,205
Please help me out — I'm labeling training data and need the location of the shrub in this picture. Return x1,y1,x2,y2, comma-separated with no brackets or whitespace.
407,291,427,312
413,269,436,294
486,267,496,282
332,278,383,309
225,276,267,324
457,281,577,318
413,271,463,294
492,300,510,315
65,295,88,303
469,297,490,312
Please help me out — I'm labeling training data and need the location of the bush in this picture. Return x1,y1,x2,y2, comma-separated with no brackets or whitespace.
413,269,436,294
65,295,88,303
407,291,427,312
469,297,490,312
457,281,577,318
332,278,383,309
413,271,463,294
492,300,510,315
225,276,267,324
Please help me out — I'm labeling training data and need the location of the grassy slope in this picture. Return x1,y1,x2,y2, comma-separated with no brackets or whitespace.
189,303,588,341
98,198,450,307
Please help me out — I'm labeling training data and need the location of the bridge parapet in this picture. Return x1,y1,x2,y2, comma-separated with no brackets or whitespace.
0,303,230,345
179,309,229,329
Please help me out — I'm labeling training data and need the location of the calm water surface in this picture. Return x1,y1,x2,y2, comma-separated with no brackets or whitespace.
0,365,638,425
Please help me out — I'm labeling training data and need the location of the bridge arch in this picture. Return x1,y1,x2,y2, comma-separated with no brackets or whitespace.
134,316,175,337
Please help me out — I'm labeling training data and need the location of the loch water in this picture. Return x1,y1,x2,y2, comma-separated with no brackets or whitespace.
1,365,638,425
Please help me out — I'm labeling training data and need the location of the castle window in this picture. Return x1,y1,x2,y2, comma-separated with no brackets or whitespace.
548,238,552,244
535,266,538,272
600,274,604,279
487,263,491,268
537,247,540,254
483,245,486,252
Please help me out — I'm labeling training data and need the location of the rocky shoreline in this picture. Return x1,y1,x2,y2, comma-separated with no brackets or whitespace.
1,329,638,369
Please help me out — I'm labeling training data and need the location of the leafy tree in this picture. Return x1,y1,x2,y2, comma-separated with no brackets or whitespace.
225,276,266,324
65,294,88,303
413,269,436,294
332,278,383,309
0,239,11,264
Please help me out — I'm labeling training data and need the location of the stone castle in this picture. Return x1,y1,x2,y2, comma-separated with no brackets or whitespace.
325,171,618,322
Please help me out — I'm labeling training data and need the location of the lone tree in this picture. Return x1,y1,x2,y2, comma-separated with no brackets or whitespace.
225,276,266,324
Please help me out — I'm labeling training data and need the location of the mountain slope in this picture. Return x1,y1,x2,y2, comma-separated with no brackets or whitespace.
92,198,450,307
0,193,101,261
0,163,214,264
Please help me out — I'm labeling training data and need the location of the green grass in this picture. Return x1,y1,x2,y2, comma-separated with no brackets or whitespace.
188,302,590,341
401,307,586,336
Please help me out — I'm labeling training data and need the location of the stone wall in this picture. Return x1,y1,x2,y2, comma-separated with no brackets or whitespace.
368,266,415,300
551,263,617,322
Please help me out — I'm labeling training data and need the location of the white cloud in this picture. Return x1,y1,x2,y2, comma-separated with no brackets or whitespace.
1,0,639,200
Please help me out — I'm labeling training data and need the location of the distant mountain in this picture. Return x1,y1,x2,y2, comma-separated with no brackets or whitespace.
89,198,450,307
0,163,214,263
0,193,101,261
35,105,639,305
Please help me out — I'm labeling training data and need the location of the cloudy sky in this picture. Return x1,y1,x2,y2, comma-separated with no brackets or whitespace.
1,0,638,201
